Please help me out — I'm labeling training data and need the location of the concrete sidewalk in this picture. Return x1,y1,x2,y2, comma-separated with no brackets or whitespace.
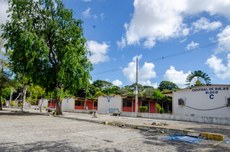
59,111,229,141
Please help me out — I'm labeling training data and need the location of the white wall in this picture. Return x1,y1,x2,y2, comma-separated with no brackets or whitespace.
38,99,48,108
173,85,230,118
62,98,75,111
98,95,122,114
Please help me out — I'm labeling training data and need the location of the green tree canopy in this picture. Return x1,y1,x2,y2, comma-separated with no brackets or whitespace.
158,81,179,91
152,89,165,100
92,80,113,90
2,0,92,114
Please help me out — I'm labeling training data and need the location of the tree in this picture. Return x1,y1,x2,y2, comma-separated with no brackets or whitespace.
2,0,92,115
143,88,155,98
152,89,165,100
158,81,179,91
186,70,211,86
0,37,11,110
27,84,45,105
0,70,11,110
124,83,144,92
92,80,113,90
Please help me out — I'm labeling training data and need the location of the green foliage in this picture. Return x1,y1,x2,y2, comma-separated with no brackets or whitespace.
2,87,11,99
116,88,133,96
10,100,16,107
158,81,179,91
152,90,165,100
92,80,113,90
143,88,155,98
2,0,92,114
94,91,105,97
124,83,144,92
186,70,211,86
139,106,148,112
27,84,45,104
156,103,164,114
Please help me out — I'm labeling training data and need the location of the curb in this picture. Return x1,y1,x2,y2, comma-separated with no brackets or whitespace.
200,132,224,141
59,116,225,141
104,121,225,141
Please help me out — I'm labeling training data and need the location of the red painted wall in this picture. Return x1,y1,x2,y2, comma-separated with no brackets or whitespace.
86,101,93,110
75,99,97,110
149,101,156,113
122,107,133,112
48,101,56,108
75,106,84,110
122,98,156,113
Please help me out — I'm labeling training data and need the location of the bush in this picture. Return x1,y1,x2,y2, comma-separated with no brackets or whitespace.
10,101,16,107
139,106,148,112
156,103,164,114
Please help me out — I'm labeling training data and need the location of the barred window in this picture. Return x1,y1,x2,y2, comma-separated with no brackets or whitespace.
123,100,132,107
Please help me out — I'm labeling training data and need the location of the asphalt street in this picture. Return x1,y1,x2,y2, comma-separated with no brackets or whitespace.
0,110,229,152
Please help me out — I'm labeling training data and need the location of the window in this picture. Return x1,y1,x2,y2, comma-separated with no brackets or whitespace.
123,100,132,107
75,100,84,106
142,100,149,107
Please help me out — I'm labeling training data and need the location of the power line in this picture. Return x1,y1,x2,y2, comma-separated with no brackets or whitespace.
147,42,216,63
91,41,218,76
91,68,122,75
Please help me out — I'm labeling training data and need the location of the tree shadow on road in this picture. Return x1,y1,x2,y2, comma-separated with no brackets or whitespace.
0,110,48,117
0,140,123,152
138,130,230,152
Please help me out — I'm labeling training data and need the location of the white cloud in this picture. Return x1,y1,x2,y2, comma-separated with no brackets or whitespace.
87,40,110,64
82,8,97,19
216,25,230,53
82,8,91,18
164,66,190,88
186,41,199,50
121,0,230,48
123,55,157,87
0,0,8,27
143,38,156,48
117,37,126,48
112,79,123,87
206,54,230,80
192,17,222,32
82,0,92,2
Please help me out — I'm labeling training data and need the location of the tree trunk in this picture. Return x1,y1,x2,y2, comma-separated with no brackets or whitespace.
39,98,44,113
0,96,2,110
9,88,13,108
21,85,27,112
55,87,62,115
55,98,62,115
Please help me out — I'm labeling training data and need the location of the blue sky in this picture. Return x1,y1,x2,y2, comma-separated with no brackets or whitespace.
1,0,230,88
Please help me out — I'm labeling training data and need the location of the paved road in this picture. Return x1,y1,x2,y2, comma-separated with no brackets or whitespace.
62,111,230,138
0,110,229,152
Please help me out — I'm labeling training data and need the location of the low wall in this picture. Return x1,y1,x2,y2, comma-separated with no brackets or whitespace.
62,109,96,114
121,112,230,125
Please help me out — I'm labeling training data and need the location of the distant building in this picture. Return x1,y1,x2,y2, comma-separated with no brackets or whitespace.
97,95,122,114
173,84,230,118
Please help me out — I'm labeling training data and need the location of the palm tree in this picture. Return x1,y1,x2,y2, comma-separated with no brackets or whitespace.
186,70,211,86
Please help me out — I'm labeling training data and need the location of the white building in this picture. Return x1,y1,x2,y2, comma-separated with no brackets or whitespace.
97,95,122,114
62,98,75,111
173,84,230,118
38,99,48,108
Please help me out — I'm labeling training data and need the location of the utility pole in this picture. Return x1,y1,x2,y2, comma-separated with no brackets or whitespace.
135,57,139,113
